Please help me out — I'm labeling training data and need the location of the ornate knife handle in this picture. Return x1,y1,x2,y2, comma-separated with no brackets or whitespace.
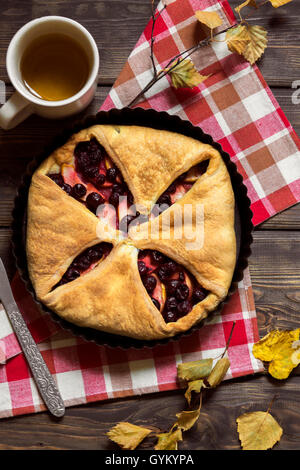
8,308,65,417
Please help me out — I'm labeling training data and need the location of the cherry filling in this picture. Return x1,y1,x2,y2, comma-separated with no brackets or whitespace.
48,137,209,231
152,159,209,216
48,138,137,232
52,242,113,289
138,249,208,323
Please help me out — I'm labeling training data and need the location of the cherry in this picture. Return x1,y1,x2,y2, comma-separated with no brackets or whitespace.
86,246,103,263
152,251,166,263
83,166,99,180
73,256,91,271
165,296,178,311
65,267,80,281
49,173,64,187
192,287,207,303
95,174,105,188
175,283,189,301
165,311,177,323
167,279,180,295
86,192,104,213
107,167,118,182
71,183,87,199
62,183,72,195
177,300,191,316
138,260,148,276
157,193,171,207
109,192,120,207
143,275,157,293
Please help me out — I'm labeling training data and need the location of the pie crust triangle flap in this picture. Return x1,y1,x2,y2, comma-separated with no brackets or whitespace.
42,242,220,340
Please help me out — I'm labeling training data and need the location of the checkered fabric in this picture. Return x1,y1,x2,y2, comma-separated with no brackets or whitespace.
0,0,299,418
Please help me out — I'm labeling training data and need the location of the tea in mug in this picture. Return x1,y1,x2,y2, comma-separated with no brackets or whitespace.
21,33,90,101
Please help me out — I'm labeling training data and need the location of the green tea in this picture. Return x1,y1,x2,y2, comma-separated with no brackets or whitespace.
21,33,89,101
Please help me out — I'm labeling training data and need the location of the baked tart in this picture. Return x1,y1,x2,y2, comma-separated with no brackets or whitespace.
26,125,236,340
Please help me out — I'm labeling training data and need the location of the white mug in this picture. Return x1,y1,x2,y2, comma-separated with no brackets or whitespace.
0,16,100,130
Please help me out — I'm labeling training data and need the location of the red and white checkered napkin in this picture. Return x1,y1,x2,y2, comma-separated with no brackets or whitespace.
0,0,299,419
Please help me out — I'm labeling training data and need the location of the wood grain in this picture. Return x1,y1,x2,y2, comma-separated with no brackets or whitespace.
0,1,299,85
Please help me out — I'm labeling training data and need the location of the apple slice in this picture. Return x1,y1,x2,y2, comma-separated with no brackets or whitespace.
61,164,82,186
184,271,193,300
97,202,117,230
151,274,167,312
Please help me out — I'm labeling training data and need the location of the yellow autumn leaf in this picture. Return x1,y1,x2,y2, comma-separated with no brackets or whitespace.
242,25,268,64
269,0,292,7
195,10,223,29
226,24,250,55
184,379,205,405
235,0,258,14
177,358,213,381
252,328,300,379
207,357,230,387
166,59,209,89
237,411,283,450
175,406,201,431
107,422,152,450
155,428,183,450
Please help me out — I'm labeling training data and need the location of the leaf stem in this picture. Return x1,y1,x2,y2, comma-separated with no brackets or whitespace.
127,0,271,107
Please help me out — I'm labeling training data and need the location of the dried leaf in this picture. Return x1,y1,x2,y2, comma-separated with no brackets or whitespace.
226,24,250,55
235,0,258,13
269,0,292,7
237,411,283,450
252,329,300,379
175,406,201,431
184,379,205,405
195,10,223,29
166,59,209,89
241,25,268,64
207,357,230,387
177,358,213,381
107,422,152,450
155,428,183,450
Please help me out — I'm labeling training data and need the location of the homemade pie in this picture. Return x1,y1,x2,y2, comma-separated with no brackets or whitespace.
26,124,236,340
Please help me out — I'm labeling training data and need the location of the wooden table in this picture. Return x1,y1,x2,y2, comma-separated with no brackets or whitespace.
0,0,299,450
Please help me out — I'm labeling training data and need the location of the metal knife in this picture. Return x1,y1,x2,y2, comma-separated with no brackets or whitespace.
0,258,65,417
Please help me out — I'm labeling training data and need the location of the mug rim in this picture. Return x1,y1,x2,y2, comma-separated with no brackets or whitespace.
6,16,100,107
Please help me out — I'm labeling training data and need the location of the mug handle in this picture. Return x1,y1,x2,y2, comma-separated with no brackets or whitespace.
0,91,33,130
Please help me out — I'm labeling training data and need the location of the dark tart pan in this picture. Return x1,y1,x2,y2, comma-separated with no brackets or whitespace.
12,107,253,349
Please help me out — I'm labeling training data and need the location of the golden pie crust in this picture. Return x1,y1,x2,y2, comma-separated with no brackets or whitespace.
26,125,236,340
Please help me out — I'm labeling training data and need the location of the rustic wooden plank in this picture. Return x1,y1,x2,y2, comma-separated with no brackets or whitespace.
0,1,298,86
0,373,299,449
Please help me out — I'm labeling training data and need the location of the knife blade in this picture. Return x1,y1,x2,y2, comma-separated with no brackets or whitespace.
0,258,65,417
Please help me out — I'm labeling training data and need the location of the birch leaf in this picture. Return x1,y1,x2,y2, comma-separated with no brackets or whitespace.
252,328,300,379
235,0,258,13
242,25,268,64
166,59,209,89
175,406,201,431
207,357,230,387
226,24,250,55
155,428,183,450
195,10,223,29
237,411,283,450
269,0,292,7
107,422,152,450
177,358,213,381
184,379,205,405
